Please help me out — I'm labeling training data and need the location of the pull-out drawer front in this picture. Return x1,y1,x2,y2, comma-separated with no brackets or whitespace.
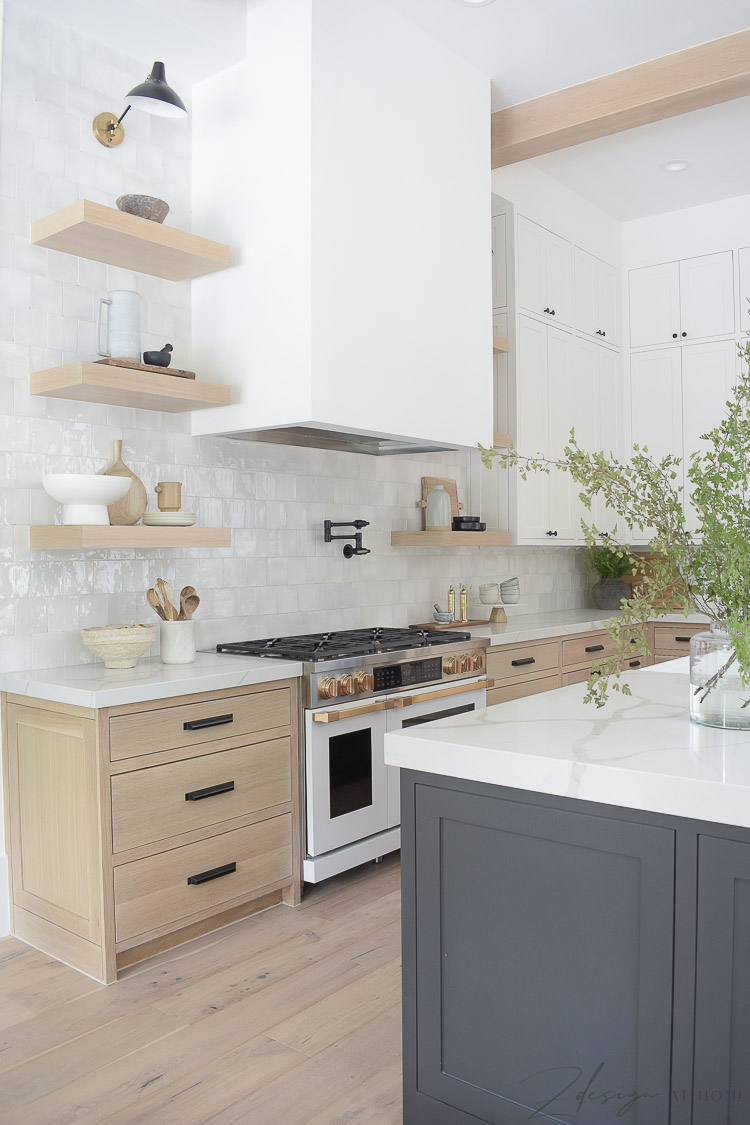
562,633,614,667
114,815,292,943
109,688,291,762
487,642,559,683
562,668,591,687
653,624,703,655
486,674,560,706
111,737,292,854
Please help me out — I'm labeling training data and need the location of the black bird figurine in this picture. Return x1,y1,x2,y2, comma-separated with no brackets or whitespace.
143,343,173,368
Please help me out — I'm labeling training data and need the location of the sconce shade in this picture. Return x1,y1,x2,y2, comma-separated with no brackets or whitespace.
125,61,187,118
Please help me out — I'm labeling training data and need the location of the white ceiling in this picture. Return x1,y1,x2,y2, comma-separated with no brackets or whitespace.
529,97,750,221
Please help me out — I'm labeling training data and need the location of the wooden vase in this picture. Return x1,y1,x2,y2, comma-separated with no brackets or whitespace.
101,440,147,525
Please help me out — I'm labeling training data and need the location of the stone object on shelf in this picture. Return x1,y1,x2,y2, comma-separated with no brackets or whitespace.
116,194,170,223
143,343,173,367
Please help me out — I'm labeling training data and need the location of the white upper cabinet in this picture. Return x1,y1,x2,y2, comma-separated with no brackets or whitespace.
629,252,734,348
679,252,734,342
629,348,682,543
516,315,551,541
492,213,508,310
738,247,750,334
681,339,738,533
517,216,573,328
629,262,681,348
574,248,619,346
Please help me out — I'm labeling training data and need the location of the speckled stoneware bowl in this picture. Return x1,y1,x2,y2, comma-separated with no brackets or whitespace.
116,194,170,223
80,624,157,669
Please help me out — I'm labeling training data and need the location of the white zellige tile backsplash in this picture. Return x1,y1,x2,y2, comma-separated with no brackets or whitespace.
0,2,588,674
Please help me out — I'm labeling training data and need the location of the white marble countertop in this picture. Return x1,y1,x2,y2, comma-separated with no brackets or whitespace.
0,652,303,709
466,609,708,647
384,668,750,829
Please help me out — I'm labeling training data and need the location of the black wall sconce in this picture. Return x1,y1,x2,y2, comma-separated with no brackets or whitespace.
92,61,187,148
324,519,371,558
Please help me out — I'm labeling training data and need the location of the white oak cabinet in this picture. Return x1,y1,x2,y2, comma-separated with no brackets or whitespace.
739,247,750,335
629,252,734,348
517,216,573,328
629,340,737,540
574,247,619,346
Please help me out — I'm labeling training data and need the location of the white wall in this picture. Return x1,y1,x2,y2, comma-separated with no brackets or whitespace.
491,162,622,266
622,194,750,269
192,0,493,450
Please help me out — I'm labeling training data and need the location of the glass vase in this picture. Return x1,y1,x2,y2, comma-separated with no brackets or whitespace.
689,624,750,730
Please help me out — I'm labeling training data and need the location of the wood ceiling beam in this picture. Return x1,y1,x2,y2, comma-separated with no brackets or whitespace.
491,30,750,168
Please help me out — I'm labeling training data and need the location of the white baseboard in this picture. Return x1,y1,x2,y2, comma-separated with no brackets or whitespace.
0,853,9,937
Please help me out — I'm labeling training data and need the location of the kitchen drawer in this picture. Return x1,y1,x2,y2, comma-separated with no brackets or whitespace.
562,668,591,687
653,624,702,655
109,687,291,762
487,642,559,682
111,737,292,853
562,633,614,667
486,674,560,706
114,814,292,943
618,653,653,672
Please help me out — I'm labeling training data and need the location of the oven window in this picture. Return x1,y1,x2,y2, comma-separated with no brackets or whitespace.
401,703,476,729
328,728,373,818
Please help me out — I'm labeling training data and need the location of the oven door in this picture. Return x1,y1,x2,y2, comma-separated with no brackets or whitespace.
305,698,391,858
385,679,487,828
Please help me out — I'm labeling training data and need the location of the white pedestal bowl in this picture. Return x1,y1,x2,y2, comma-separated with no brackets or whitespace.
42,474,131,525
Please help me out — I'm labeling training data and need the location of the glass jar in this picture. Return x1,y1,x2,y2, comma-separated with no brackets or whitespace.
689,624,750,729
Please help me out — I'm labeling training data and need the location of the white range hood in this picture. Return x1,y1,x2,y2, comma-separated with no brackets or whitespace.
190,0,493,454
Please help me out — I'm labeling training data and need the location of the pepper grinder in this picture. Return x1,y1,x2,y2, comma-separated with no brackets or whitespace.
458,584,470,624
448,585,456,621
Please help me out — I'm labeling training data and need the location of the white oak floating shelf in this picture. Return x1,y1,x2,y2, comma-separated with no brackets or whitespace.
30,200,231,282
492,334,510,355
30,363,230,413
493,432,511,448
30,526,231,549
391,530,511,547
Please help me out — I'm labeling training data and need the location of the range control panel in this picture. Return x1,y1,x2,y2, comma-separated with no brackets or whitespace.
373,657,443,693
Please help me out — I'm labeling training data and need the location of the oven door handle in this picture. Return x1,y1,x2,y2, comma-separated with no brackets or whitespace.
390,678,493,709
312,699,396,724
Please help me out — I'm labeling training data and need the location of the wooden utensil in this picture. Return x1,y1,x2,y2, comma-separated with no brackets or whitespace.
179,593,200,620
156,577,177,621
146,588,167,620
101,440,147,525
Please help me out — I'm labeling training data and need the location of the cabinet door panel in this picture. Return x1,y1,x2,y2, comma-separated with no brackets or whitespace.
595,346,621,536
629,348,682,543
679,251,734,341
546,326,577,539
517,216,546,319
570,338,598,540
413,785,675,1125
739,247,750,335
693,836,750,1124
596,258,619,346
516,315,549,540
491,213,507,310
574,247,597,337
545,229,573,327
681,340,737,533
630,262,680,348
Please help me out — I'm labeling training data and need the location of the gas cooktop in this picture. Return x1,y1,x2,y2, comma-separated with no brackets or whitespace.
216,626,472,663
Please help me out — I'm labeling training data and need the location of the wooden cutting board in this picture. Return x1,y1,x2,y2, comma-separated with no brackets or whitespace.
95,358,196,380
101,440,148,526
409,620,488,631
417,477,463,517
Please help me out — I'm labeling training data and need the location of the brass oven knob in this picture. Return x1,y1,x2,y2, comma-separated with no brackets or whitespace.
443,656,459,675
459,654,471,672
338,674,356,696
319,677,338,700
355,670,374,693
471,652,484,671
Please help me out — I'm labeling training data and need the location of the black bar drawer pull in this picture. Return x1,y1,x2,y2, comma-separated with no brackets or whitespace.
629,660,641,668
585,644,605,653
675,636,691,643
183,713,234,732
187,861,237,886
511,657,536,667
185,781,235,802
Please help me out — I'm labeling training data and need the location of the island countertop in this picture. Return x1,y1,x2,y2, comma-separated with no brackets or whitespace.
384,668,750,829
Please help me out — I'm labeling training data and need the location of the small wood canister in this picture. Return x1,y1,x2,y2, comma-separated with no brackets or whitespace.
154,482,182,512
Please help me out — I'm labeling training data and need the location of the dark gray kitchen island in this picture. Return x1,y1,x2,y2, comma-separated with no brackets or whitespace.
385,669,750,1125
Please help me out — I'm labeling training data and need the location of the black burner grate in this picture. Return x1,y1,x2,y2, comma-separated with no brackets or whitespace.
216,626,472,662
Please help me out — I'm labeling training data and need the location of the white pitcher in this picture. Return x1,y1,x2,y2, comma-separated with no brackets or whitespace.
97,290,141,361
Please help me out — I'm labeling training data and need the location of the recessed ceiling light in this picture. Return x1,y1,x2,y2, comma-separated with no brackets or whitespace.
660,160,692,173
453,0,496,6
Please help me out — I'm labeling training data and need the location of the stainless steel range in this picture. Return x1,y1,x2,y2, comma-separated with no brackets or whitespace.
217,627,490,882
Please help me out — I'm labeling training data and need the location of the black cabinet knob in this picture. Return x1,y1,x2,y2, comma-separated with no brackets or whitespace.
681,331,687,337
550,309,556,316
546,530,558,537
544,307,551,314
601,330,606,337
672,333,678,338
